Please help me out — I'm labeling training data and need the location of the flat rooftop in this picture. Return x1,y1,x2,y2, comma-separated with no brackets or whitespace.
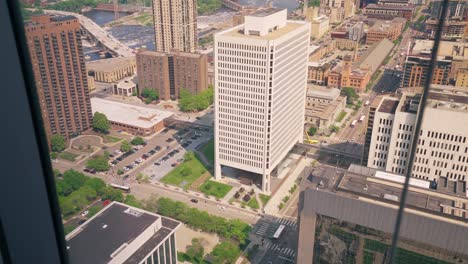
67,203,159,264
91,98,173,129
221,21,306,41
87,57,136,72
378,98,399,114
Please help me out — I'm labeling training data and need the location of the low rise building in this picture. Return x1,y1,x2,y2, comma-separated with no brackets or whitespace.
426,18,467,40
113,78,137,97
90,98,173,136
308,62,331,85
366,18,405,44
354,38,394,76
305,85,346,128
456,68,468,88
310,15,330,39
364,4,414,20
87,57,136,83
329,7,345,24
136,49,208,100
328,56,371,92
66,202,180,264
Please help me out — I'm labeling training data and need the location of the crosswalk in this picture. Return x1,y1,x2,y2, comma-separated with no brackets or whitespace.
263,242,296,257
255,222,270,236
274,217,297,228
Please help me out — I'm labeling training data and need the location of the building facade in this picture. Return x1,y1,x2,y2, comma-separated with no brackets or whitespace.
364,4,414,20
214,9,310,193
87,57,136,83
308,62,331,85
113,78,137,97
367,90,468,182
328,57,371,92
305,86,347,128
136,49,208,100
25,15,93,141
310,15,330,39
455,68,468,88
152,0,197,52
366,18,405,44
66,202,180,264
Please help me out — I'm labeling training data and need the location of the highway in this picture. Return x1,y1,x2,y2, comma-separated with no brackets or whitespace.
43,9,135,57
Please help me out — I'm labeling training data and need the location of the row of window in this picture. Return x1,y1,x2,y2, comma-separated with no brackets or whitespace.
218,131,263,144
217,42,267,52
217,55,267,67
218,150,263,166
426,130,467,143
218,116,264,128
218,143,262,158
218,75,267,88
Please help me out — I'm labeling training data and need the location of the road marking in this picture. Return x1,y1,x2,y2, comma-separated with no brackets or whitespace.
278,256,295,263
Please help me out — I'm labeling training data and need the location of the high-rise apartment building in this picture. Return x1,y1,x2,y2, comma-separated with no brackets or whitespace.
136,49,208,100
366,88,468,182
152,0,198,53
25,15,93,141
214,9,310,193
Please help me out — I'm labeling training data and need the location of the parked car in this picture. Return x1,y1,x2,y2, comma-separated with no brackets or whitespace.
154,162,161,166
162,128,169,133
89,169,96,174
154,146,161,151
123,175,129,180
81,210,89,217
166,138,174,143
83,168,90,173
171,163,178,167
190,199,199,203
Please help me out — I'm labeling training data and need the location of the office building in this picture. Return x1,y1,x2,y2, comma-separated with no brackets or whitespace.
305,85,346,128
425,18,467,40
297,165,468,263
214,8,310,193
366,89,468,181
87,57,136,83
136,49,208,100
25,15,93,141
66,202,180,264
91,98,173,136
364,4,414,20
456,68,468,87
329,7,345,24
430,0,466,20
151,0,197,53
366,18,405,44
310,15,330,39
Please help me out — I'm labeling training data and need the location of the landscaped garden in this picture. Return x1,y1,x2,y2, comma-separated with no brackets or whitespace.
161,152,209,188
59,151,79,162
199,180,232,199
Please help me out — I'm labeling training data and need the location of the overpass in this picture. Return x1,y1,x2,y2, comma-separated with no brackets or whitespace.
296,143,363,160
221,0,243,11
44,9,135,58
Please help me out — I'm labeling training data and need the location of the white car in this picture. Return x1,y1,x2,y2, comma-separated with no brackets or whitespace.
81,210,89,217
351,137,356,141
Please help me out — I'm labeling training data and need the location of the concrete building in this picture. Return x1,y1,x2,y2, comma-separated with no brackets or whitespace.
328,56,371,92
329,7,345,24
364,4,414,20
113,78,137,97
151,0,197,53
425,18,468,40
349,21,364,41
87,57,136,83
354,38,394,76
308,61,331,85
25,15,93,141
305,85,346,128
366,89,468,181
366,18,405,44
377,0,410,6
310,15,330,39
136,49,208,100
214,8,310,193
66,202,180,264
456,68,468,87
430,0,466,20
91,98,173,136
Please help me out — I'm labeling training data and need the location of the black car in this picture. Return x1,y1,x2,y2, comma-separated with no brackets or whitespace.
109,154,115,158
162,128,169,133
117,157,123,161
191,136,197,140
174,149,180,153
111,160,118,165
166,138,174,143
187,140,192,144
89,169,96,174
181,143,189,148
149,150,156,154
83,168,90,173
154,162,161,166
154,146,161,151
190,199,198,203
123,175,129,180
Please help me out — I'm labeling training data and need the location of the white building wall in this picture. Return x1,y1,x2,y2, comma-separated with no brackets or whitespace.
368,107,396,171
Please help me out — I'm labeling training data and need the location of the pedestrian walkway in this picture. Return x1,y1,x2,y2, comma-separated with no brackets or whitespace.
274,217,298,228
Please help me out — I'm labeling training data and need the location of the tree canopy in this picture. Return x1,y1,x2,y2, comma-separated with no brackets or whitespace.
308,127,318,136
120,140,132,152
93,112,111,134
141,88,159,104
51,134,66,152
86,155,110,171
211,241,241,264
179,86,214,112
130,136,145,146
341,87,359,105
198,0,222,14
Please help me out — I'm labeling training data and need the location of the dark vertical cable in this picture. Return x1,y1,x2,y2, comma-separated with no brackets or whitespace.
388,1,450,263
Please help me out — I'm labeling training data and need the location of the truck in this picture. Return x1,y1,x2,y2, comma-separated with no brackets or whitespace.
365,100,370,106
350,120,357,127
359,115,365,122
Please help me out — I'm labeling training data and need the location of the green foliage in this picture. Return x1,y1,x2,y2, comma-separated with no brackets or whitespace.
132,91,138,96
364,239,388,253
84,178,106,195
185,238,205,263
53,169,62,178
124,194,143,208
141,88,159,103
88,205,102,218
363,251,375,264
288,184,297,194
282,195,290,203
130,136,145,145
86,155,110,171
308,127,318,136
394,248,450,264
199,181,233,199
329,226,357,248
117,169,124,175
47,0,107,13
278,202,284,209
104,150,110,159
51,134,66,152
199,35,214,47
335,111,347,122
93,112,111,134
259,194,270,205
104,135,122,143
59,151,79,161
50,152,58,160
156,198,251,244
120,140,132,152
341,87,358,105
179,86,214,112
247,197,259,209
211,241,240,264
101,186,124,202
308,0,320,7
161,152,208,187
330,125,340,133
21,7,43,21
201,139,215,165
198,0,222,14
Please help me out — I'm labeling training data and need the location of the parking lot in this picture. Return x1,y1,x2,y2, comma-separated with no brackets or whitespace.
250,215,299,264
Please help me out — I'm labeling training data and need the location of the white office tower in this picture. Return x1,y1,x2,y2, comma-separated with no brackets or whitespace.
367,88,468,182
214,8,310,193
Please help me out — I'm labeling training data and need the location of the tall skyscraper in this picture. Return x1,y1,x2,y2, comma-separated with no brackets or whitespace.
214,9,310,193
152,0,198,53
25,15,93,141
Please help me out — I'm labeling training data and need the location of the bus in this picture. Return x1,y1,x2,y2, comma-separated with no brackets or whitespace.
272,224,285,239
350,120,357,127
110,183,131,193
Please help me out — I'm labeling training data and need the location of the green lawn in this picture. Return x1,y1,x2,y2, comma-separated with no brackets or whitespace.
199,180,232,199
247,197,260,209
161,154,208,188
395,248,450,264
63,222,78,235
363,251,375,264
329,226,357,248
364,239,388,253
335,111,347,122
104,135,122,143
259,194,270,205
201,139,214,165
59,151,79,161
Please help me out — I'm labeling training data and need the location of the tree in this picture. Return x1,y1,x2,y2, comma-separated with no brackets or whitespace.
120,140,132,152
93,112,111,134
84,177,106,195
86,155,110,171
62,170,87,191
179,86,214,112
117,169,124,175
330,125,340,133
50,152,58,160
103,150,110,159
308,127,318,136
211,241,240,264
141,88,159,103
53,169,62,178
186,238,205,262
124,194,143,208
340,87,358,105
51,134,66,152
101,186,124,202
130,136,145,146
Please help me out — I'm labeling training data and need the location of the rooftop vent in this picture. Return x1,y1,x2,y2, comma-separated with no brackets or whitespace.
124,208,143,217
